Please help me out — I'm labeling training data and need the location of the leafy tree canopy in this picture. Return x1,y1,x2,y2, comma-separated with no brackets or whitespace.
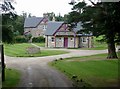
66,0,120,58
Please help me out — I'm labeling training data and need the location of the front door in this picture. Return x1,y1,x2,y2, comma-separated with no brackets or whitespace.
64,37,68,48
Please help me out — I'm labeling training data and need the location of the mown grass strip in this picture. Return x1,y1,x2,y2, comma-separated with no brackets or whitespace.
4,43,68,57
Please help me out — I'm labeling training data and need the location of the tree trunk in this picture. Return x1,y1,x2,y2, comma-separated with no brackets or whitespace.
107,41,118,59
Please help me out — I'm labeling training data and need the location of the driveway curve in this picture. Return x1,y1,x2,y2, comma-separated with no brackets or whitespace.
5,49,107,87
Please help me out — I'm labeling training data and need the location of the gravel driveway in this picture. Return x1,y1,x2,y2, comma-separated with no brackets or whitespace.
5,49,107,87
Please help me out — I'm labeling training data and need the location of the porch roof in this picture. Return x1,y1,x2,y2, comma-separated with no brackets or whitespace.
45,21,64,36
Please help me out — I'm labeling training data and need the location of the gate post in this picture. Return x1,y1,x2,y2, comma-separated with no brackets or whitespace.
0,44,5,81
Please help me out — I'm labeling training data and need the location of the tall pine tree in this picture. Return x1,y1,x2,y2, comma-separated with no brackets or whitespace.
66,1,120,59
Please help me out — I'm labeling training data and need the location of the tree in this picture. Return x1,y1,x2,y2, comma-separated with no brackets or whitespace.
55,13,64,21
43,12,55,21
13,15,24,35
0,0,17,43
66,0,120,59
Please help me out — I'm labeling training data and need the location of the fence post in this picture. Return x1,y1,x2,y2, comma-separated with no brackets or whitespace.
1,44,5,81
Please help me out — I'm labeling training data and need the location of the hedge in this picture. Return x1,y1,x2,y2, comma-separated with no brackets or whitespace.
15,36,28,43
32,36,45,43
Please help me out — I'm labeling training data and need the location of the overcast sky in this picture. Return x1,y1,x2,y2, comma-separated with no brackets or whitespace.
1,0,119,16
14,0,75,17
14,0,96,17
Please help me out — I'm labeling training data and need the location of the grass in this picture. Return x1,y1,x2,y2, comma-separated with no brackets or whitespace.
4,43,68,57
50,53,119,87
33,43,45,47
2,68,21,88
86,42,107,50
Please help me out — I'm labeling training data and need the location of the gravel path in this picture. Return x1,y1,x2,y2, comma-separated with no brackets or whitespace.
5,48,107,87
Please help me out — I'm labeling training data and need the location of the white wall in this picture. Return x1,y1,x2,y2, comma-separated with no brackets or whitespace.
68,37,74,48
56,37,64,47
47,36,55,47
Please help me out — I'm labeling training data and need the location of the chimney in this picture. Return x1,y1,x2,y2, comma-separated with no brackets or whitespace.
52,16,55,22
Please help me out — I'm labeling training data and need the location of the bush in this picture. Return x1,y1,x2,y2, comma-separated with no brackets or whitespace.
15,36,27,43
32,36,45,43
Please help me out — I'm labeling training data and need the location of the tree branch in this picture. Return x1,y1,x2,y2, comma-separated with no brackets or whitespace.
88,0,96,5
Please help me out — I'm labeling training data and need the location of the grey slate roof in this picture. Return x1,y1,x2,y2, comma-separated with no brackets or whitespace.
45,21,64,36
24,17,44,28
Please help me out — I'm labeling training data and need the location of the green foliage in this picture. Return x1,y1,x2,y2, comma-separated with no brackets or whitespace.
2,68,21,87
25,34,32,41
15,36,27,43
32,36,45,43
55,13,64,21
1,0,17,44
2,25,14,44
13,15,25,35
50,54,118,87
66,1,120,58
1,0,25,44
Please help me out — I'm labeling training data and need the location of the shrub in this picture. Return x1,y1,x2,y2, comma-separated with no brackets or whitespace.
32,36,45,43
15,36,27,43
25,34,32,41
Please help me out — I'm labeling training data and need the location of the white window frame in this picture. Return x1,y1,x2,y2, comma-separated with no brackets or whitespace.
59,38,62,41
71,38,73,41
51,37,54,42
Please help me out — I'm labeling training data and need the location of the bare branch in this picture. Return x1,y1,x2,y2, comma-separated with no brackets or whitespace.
88,0,96,5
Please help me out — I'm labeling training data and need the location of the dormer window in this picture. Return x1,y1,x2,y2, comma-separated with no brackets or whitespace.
43,25,47,30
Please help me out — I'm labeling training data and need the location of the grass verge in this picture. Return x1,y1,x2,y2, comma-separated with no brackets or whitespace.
49,53,119,87
2,68,21,87
4,43,68,57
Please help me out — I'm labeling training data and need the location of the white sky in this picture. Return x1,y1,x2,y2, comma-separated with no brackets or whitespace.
14,0,74,17
2,0,119,16
14,0,94,17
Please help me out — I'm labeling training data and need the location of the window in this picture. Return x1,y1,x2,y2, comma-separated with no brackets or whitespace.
83,37,86,42
71,38,73,41
43,25,47,30
59,38,61,41
51,37,54,42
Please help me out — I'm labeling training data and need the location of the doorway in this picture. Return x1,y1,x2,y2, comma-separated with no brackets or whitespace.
64,37,68,48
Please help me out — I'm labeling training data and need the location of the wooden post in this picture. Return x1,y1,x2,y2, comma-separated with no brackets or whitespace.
1,44,5,81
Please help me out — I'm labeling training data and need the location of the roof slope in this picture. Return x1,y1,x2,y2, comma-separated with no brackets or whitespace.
45,21,64,36
24,17,44,28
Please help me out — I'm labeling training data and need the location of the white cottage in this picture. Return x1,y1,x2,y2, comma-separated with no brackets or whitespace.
45,22,93,48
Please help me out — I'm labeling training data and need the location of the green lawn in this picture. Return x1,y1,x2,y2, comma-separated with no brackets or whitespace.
33,43,45,47
50,53,119,87
4,43,68,57
2,68,21,88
